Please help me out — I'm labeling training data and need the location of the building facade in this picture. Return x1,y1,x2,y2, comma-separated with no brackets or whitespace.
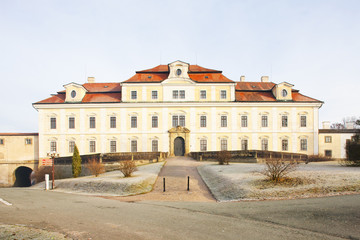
33,61,323,160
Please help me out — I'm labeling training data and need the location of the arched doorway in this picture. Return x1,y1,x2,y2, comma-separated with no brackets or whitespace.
174,137,185,156
13,166,32,187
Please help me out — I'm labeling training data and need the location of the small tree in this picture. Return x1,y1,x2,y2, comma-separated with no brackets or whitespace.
86,157,105,177
261,158,298,182
119,160,137,177
72,144,82,178
217,150,231,165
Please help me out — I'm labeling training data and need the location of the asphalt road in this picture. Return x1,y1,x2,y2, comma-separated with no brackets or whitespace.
0,188,359,240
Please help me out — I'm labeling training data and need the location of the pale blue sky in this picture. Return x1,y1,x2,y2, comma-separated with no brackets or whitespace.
0,0,359,131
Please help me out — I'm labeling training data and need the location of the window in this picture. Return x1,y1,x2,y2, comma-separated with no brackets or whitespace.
131,91,137,100
325,136,332,143
90,141,96,153
69,117,75,129
282,89,288,97
241,139,248,150
176,69,182,76
221,116,227,128
220,90,227,99
50,117,56,129
221,139,228,151
131,116,137,128
301,116,307,127
282,139,288,151
325,150,332,157
200,90,206,99
90,117,96,129
69,141,75,153
200,139,207,151
50,141,57,152
241,116,248,128
152,116,158,128
282,116,288,128
172,115,185,127
152,140,158,152
172,115,178,127
179,115,185,126
0,139,3,145
152,91,158,100
71,90,76,98
131,140,137,152
110,116,116,128
261,116,268,127
25,138,32,145
261,139,268,151
300,139,307,151
179,90,185,99
200,116,207,128
110,141,116,153
173,90,178,99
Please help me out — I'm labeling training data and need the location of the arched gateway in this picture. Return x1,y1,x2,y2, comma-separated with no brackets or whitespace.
174,137,185,156
168,126,190,156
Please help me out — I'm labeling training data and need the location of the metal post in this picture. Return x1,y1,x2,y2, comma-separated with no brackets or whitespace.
187,176,190,191
52,156,55,189
163,177,165,192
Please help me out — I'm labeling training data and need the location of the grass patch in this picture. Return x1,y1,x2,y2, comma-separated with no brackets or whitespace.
254,177,316,189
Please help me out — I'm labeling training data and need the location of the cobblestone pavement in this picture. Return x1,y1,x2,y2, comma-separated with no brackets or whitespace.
107,156,215,202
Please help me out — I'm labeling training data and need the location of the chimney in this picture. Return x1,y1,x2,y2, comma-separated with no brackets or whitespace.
240,76,245,82
322,121,330,129
261,76,269,82
87,77,95,83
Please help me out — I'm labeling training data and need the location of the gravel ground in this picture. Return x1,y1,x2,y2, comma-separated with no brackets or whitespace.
0,224,71,240
198,161,360,202
31,162,164,196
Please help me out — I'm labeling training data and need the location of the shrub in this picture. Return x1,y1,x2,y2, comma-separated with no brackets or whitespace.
86,157,105,177
261,158,298,182
119,160,137,177
72,144,82,178
217,150,231,165
306,154,332,164
345,138,360,166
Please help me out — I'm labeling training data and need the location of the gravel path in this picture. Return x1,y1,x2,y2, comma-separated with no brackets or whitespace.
108,156,215,202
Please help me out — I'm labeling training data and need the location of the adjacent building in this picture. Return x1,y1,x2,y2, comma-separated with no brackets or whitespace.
33,60,323,160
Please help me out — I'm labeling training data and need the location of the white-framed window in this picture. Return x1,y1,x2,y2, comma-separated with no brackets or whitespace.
50,141,57,152
110,140,116,153
241,116,248,128
89,117,96,129
325,136,332,143
69,141,75,153
173,90,179,99
131,91,137,100
200,139,207,151
0,139,3,145
325,150,332,157
152,91,158,100
300,116,307,127
221,116,227,128
131,140,137,152
152,116,158,128
200,116,207,128
282,89,288,97
90,140,96,153
50,117,56,129
152,140,158,152
220,90,227,99
110,116,116,128
220,139,228,151
300,139,307,151
69,117,75,129
282,116,288,128
179,90,185,99
282,139,288,151
261,115,268,128
261,139,268,151
172,115,185,127
241,139,248,150
200,90,206,99
25,138,32,145
131,116,137,128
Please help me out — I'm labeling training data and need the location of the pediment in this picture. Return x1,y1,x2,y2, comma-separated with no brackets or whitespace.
168,126,190,133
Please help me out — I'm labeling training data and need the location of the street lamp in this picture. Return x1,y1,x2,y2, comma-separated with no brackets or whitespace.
47,151,59,189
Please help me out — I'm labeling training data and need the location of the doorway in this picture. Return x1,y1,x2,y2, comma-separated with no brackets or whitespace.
13,166,32,187
174,137,185,156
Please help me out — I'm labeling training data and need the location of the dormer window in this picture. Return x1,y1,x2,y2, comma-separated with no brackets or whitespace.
176,69,182,76
71,90,76,98
282,89,288,97
131,91,137,100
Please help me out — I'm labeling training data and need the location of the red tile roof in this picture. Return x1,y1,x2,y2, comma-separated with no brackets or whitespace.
136,64,221,73
82,93,121,103
235,90,321,102
36,94,66,104
189,73,233,83
236,82,276,91
83,83,121,92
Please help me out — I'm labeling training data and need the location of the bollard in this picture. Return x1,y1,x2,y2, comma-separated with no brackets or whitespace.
187,176,190,191
163,177,166,192
45,174,49,190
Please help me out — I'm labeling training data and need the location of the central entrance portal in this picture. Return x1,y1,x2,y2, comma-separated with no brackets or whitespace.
174,137,185,156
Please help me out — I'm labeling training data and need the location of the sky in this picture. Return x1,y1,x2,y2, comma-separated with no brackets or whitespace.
0,0,359,132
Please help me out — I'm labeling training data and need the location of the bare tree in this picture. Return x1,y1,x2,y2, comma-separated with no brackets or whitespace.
261,158,298,182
